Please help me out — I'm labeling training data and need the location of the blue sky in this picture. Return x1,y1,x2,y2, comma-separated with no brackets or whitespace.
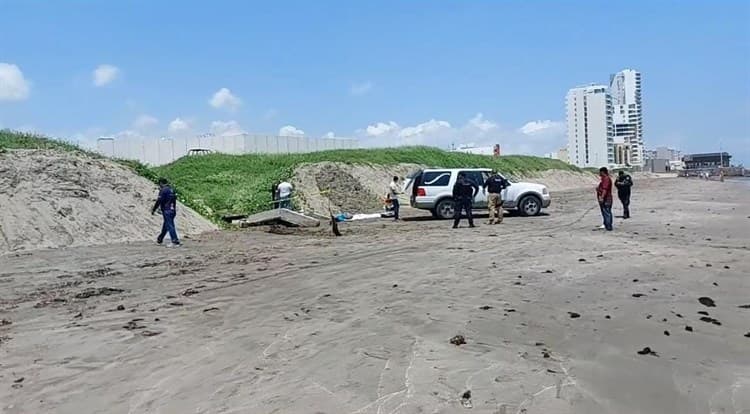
1,0,749,163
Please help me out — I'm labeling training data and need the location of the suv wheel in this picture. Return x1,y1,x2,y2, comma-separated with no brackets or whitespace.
436,199,456,220
519,195,541,217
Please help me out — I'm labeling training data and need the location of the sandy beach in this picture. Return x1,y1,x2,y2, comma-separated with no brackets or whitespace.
1,177,749,414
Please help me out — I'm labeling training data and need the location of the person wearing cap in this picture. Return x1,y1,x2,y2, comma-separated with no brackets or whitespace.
151,178,180,246
452,172,479,229
614,170,633,219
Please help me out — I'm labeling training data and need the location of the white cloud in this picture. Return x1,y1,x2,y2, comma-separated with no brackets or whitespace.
133,114,158,129
168,117,190,133
356,114,566,156
467,113,498,132
350,81,374,96
398,119,451,140
519,120,564,135
279,125,305,137
365,121,399,137
210,120,246,136
92,64,120,87
0,63,31,101
323,131,335,139
209,87,242,110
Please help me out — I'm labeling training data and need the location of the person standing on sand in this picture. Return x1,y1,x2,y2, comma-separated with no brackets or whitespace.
452,172,479,229
271,181,280,209
615,171,633,219
388,176,402,221
596,167,614,231
152,178,180,246
277,181,293,209
483,171,510,224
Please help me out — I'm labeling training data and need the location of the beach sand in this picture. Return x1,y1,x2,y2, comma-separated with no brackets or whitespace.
1,177,748,413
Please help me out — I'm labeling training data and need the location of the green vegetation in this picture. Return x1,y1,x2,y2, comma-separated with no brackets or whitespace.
1,129,95,154
154,147,580,221
1,130,583,222
0,129,157,181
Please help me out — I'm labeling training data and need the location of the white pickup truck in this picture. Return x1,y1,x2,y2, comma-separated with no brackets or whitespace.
403,168,551,219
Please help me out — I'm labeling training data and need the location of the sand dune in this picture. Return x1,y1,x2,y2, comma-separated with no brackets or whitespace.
0,150,216,254
292,162,598,216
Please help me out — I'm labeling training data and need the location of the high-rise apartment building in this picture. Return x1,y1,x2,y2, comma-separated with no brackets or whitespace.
566,85,614,168
609,69,644,166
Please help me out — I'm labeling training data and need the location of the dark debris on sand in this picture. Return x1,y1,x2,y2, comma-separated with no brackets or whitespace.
450,335,467,346
637,347,659,357
698,297,716,307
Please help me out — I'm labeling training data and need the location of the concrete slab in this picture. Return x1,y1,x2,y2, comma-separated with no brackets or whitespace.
241,208,320,228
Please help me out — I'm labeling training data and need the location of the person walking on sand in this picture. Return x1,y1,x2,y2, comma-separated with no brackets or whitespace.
483,171,510,224
277,181,293,209
388,176,402,221
152,178,180,247
596,167,614,231
614,171,633,219
452,172,479,229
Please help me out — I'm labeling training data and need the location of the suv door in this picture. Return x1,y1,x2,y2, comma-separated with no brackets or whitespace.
460,170,488,208
418,170,452,208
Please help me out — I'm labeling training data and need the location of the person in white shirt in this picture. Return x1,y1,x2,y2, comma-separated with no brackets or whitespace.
388,176,401,221
277,181,293,209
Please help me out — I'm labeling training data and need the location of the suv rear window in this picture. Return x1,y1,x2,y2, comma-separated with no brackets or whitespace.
422,171,451,186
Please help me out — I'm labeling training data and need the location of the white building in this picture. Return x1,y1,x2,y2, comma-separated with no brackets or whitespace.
449,144,500,156
609,69,644,166
653,146,681,161
566,85,614,168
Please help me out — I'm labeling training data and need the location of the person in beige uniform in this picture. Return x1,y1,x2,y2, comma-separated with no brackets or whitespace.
388,176,401,221
483,171,510,224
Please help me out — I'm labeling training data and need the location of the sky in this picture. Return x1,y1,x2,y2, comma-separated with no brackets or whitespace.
1,0,749,163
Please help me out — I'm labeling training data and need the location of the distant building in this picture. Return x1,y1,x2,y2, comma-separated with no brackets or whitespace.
610,69,644,166
682,152,732,169
450,144,499,156
613,143,632,166
645,158,670,173
654,146,682,161
556,147,569,163
566,85,614,168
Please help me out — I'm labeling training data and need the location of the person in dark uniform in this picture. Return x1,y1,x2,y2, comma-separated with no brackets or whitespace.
151,178,180,246
452,172,479,229
614,171,633,219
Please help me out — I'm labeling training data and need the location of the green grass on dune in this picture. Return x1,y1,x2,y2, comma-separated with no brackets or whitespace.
154,147,581,221
1,129,95,154
0,129,158,181
2,130,584,222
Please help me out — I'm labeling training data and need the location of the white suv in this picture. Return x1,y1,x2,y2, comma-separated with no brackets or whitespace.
404,168,551,219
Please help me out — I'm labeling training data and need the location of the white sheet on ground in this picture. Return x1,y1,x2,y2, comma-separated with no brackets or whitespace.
350,213,383,221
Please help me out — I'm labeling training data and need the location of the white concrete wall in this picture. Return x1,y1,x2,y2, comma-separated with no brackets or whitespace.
96,134,359,166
